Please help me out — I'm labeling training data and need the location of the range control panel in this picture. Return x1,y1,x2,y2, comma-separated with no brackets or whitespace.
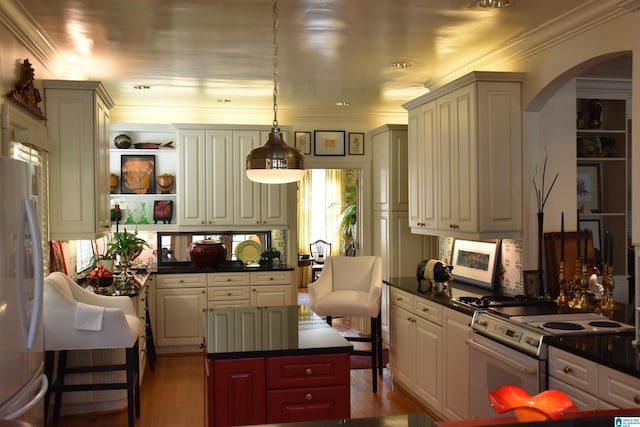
471,310,550,358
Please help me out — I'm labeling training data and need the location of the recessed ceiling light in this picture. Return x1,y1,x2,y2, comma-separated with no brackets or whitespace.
391,62,414,69
336,101,350,107
133,84,150,90
477,0,510,8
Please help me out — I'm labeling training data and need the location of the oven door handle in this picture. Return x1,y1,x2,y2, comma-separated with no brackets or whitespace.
465,338,538,375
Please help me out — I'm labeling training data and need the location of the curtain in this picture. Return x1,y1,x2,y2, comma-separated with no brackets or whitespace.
297,170,313,255
325,170,343,256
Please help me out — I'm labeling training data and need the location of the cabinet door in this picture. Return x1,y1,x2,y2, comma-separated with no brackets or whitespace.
389,305,414,386
413,316,443,412
261,183,288,225
156,287,206,348
95,96,112,233
178,129,208,225
213,358,266,427
442,308,472,420
205,130,234,225
233,130,263,225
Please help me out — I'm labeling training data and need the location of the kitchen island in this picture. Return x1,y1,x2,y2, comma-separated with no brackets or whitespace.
203,305,352,427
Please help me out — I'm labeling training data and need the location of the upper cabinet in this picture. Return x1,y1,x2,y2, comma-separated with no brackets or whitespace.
108,124,178,230
403,71,524,239
45,80,115,240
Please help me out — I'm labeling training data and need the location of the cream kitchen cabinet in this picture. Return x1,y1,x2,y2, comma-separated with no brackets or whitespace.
389,288,443,413
548,347,640,410
177,128,234,226
233,130,289,226
250,271,295,306
371,124,409,211
155,273,207,353
44,80,114,240
403,71,524,239
207,272,251,308
441,307,472,420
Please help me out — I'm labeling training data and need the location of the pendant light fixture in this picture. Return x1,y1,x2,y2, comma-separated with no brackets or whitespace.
246,0,304,184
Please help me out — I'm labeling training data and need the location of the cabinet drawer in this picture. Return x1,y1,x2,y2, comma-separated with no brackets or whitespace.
207,286,250,302
156,273,206,289
252,271,292,285
209,272,251,286
548,348,597,393
266,354,350,389
414,297,442,325
266,385,350,423
389,288,413,312
598,365,640,409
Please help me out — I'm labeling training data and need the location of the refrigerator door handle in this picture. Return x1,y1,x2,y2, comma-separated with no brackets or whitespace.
0,363,49,420
16,199,44,350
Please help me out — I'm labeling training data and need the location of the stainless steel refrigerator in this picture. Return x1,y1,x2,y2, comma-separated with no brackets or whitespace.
0,156,47,425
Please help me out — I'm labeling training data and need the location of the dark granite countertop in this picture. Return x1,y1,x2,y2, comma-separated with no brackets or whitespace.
155,260,294,274
203,304,352,359
385,276,640,379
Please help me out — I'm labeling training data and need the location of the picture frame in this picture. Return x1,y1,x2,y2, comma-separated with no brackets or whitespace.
580,218,602,251
153,200,174,224
314,130,345,156
294,131,312,155
577,164,601,213
348,132,365,155
523,270,539,298
450,239,501,289
121,155,156,194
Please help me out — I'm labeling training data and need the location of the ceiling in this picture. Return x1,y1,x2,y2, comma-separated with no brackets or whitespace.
12,0,631,119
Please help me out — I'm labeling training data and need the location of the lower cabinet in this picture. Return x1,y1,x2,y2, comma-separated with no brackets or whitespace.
206,353,350,427
388,287,472,420
548,347,640,411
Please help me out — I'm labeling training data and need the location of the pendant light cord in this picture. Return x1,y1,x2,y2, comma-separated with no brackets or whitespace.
272,0,279,129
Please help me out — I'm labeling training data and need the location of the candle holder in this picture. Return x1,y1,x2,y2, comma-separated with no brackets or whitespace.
568,258,582,308
556,261,568,307
600,264,615,312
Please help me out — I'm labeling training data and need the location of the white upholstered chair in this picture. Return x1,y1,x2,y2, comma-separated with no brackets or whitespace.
43,271,141,427
308,256,383,392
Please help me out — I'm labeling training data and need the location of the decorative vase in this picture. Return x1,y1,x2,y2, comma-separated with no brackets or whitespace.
190,240,227,268
110,175,119,194
537,211,545,297
586,99,602,129
157,175,175,194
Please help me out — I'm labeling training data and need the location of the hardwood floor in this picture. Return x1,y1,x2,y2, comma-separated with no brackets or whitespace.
50,291,428,426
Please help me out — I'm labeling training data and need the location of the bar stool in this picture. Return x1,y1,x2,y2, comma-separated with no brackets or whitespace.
43,272,141,427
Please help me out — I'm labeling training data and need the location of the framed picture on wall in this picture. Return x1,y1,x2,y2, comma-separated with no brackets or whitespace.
314,130,345,156
577,164,601,213
294,131,312,155
348,132,365,155
450,239,501,289
121,155,156,194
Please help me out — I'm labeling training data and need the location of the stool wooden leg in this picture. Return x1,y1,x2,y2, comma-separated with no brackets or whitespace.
52,350,67,424
370,317,378,393
146,308,157,371
377,313,383,375
44,351,55,425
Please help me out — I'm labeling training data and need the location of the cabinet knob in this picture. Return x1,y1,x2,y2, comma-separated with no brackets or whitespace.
201,221,205,224
199,343,205,349
227,292,232,296
227,278,232,282
449,224,459,230
179,280,184,283
305,368,312,376
422,307,429,313
305,393,313,401
269,277,274,281
201,290,205,294
634,395,640,404
562,366,572,374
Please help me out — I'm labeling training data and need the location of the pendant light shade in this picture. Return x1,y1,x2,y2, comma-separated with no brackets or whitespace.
245,0,304,184
246,128,305,184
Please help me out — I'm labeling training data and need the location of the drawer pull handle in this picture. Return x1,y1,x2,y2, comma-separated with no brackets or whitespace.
563,366,572,374
305,368,312,376
305,393,313,401
199,343,205,349
634,395,640,404
227,292,232,296
227,278,232,282
422,308,429,313
179,280,184,283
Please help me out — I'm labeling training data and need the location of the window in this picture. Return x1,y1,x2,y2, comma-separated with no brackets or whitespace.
76,240,94,272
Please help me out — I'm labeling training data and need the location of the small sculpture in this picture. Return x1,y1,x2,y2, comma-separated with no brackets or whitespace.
5,59,46,119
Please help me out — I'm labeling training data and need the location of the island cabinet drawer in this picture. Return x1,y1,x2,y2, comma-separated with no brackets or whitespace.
598,365,640,408
548,347,597,393
251,271,292,286
389,288,413,312
207,286,250,302
208,273,250,286
414,298,442,325
266,385,350,423
266,354,350,389
156,273,206,289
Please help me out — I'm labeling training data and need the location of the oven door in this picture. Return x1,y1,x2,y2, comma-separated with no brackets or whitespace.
467,332,545,419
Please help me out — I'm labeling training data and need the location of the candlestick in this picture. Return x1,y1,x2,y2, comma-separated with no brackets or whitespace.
560,212,565,261
576,210,581,259
603,231,609,266
584,229,588,264
609,233,614,266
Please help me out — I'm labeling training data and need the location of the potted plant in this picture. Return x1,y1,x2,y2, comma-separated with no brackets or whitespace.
156,173,175,194
106,228,149,266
